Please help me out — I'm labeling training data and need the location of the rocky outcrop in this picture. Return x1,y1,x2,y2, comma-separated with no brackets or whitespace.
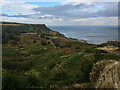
90,60,120,88
97,46,119,53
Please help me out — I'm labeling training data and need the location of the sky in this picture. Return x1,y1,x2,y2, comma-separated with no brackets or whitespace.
0,0,118,26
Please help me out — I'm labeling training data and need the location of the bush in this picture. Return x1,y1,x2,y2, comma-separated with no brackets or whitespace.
19,62,33,71
74,71,85,83
27,73,39,87
51,70,68,81
2,73,28,88
84,48,107,53
2,61,16,69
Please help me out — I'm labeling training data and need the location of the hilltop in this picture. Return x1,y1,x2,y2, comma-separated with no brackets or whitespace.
2,22,120,88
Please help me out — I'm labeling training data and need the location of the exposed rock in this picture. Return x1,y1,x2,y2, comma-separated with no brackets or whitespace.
97,46,119,52
90,60,120,88
72,83,93,88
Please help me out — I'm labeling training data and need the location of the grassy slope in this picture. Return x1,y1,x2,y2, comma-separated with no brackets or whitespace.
2,23,120,88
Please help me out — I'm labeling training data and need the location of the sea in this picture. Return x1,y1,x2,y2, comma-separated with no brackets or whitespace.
48,26,118,44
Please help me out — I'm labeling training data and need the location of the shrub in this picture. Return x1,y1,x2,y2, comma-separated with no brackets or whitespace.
27,73,39,87
51,70,68,81
2,73,28,88
2,61,16,69
74,71,85,83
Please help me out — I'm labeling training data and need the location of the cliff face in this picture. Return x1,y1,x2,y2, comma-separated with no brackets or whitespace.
90,60,120,88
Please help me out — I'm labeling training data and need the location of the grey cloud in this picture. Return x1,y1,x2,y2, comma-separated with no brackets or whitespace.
94,3,118,17
33,2,118,19
1,13,60,20
39,16,60,19
0,13,9,17
34,4,85,13
33,3,94,18
1,13,32,18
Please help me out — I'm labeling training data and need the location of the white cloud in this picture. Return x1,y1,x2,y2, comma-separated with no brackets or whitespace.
62,0,119,4
2,0,65,2
1,15,63,25
73,17,118,26
1,0,38,15
73,19,86,21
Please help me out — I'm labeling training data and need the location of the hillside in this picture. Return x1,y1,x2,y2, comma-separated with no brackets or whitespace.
2,22,120,88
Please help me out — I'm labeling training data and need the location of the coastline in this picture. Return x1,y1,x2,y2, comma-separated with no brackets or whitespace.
48,26,118,45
